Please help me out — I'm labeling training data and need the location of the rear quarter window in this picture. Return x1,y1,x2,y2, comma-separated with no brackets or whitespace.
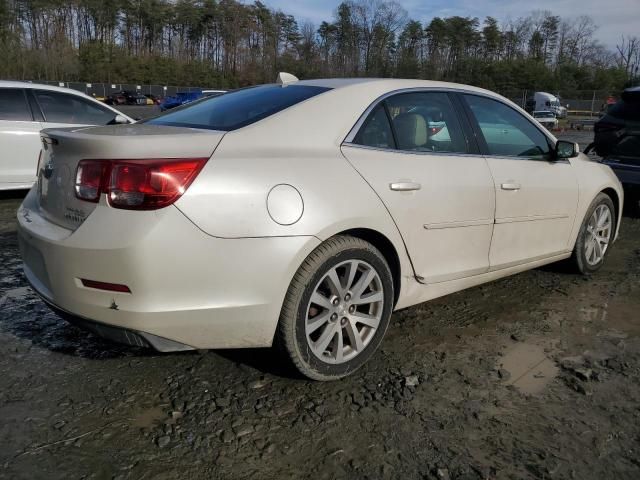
145,84,331,131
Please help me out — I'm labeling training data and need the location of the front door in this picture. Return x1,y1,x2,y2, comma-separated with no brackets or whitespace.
461,94,579,269
342,91,495,283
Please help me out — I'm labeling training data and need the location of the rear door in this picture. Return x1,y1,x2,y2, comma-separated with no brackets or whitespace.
0,88,43,188
461,93,579,270
342,91,495,283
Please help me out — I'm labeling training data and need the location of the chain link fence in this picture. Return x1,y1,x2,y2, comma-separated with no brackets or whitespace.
23,81,217,98
501,89,615,116
20,81,619,117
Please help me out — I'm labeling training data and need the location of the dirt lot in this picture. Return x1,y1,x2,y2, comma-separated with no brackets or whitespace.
1,132,639,480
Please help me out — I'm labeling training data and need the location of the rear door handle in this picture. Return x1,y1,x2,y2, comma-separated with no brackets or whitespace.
390,182,421,191
501,182,521,191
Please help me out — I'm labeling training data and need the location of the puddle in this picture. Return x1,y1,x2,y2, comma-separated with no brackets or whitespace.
131,406,166,429
498,343,559,395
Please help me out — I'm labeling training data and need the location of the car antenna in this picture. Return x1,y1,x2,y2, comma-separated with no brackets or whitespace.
276,72,299,85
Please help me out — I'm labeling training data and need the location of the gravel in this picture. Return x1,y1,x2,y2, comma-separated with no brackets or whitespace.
1,164,640,479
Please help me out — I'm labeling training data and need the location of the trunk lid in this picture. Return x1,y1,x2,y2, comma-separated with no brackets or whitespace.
36,124,224,230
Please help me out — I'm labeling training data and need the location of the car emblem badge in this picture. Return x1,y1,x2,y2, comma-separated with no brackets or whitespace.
43,160,54,179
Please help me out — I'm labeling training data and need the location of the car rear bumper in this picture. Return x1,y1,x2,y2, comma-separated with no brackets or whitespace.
17,189,320,350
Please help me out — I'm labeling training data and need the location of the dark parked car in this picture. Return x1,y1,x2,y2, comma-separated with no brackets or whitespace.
591,87,640,211
105,90,147,106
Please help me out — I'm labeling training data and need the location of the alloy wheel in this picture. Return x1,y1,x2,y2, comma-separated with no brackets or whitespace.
584,204,612,266
305,260,384,364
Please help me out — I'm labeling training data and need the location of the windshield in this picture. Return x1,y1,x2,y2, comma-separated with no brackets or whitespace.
534,112,555,118
145,84,331,131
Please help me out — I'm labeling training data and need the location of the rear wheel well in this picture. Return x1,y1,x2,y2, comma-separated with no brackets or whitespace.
338,228,401,307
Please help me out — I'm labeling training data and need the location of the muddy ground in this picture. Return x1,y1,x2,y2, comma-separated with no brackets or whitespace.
1,132,640,480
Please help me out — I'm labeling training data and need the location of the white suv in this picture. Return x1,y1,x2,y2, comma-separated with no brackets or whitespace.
0,81,133,190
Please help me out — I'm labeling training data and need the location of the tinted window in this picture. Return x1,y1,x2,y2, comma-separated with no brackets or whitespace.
0,88,32,121
464,95,550,158
609,100,640,121
353,105,395,149
385,92,467,153
35,90,117,125
146,84,330,131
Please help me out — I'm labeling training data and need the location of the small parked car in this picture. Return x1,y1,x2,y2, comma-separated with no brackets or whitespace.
18,75,622,380
0,81,133,190
106,90,147,106
532,110,558,130
160,91,203,111
592,87,640,210
144,94,161,105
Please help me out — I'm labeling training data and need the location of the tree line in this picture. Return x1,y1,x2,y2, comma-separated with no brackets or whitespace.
0,0,638,95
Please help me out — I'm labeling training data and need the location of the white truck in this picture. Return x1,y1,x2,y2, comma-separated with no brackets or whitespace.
525,92,567,118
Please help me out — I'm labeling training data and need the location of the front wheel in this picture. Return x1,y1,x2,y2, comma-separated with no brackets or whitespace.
277,236,394,381
571,193,615,274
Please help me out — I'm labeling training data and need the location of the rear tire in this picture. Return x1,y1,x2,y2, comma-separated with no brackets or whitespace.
571,193,615,275
277,235,394,381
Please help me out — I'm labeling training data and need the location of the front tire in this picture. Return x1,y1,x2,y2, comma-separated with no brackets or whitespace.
277,235,394,381
571,193,615,274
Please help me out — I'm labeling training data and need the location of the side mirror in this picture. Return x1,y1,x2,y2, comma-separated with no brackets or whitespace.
555,140,579,160
114,114,129,124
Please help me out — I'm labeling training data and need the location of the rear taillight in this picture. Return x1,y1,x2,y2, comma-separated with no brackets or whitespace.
75,160,107,202
74,158,207,210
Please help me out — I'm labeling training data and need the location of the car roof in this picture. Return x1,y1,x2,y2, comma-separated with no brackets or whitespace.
0,80,96,97
295,77,494,95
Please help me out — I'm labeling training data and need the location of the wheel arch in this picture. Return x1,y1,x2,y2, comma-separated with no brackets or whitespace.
601,187,620,227
336,227,402,307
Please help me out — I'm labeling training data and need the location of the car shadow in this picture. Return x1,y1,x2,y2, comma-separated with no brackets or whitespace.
213,348,305,380
0,189,29,201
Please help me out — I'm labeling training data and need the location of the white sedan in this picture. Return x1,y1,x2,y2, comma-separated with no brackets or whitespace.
17,75,622,380
0,81,133,190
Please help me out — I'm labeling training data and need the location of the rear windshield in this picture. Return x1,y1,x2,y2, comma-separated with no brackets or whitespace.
145,84,331,131
609,99,640,121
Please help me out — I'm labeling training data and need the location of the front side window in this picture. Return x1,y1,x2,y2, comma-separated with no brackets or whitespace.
386,92,467,153
0,88,32,121
464,94,551,158
35,90,117,125
146,84,331,131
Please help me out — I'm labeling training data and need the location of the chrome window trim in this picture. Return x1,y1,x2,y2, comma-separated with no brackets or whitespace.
342,86,557,158
341,142,487,159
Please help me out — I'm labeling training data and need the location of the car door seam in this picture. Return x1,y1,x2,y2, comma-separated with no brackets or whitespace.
338,146,425,284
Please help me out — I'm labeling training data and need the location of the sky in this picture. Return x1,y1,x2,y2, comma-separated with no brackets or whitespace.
264,0,640,50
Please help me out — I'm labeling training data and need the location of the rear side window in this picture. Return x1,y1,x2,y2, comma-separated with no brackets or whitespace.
464,94,551,158
146,84,331,131
0,88,32,121
385,92,467,153
35,90,117,125
353,105,395,149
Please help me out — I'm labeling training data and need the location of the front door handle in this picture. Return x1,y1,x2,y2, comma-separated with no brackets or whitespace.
501,182,521,191
390,182,421,191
